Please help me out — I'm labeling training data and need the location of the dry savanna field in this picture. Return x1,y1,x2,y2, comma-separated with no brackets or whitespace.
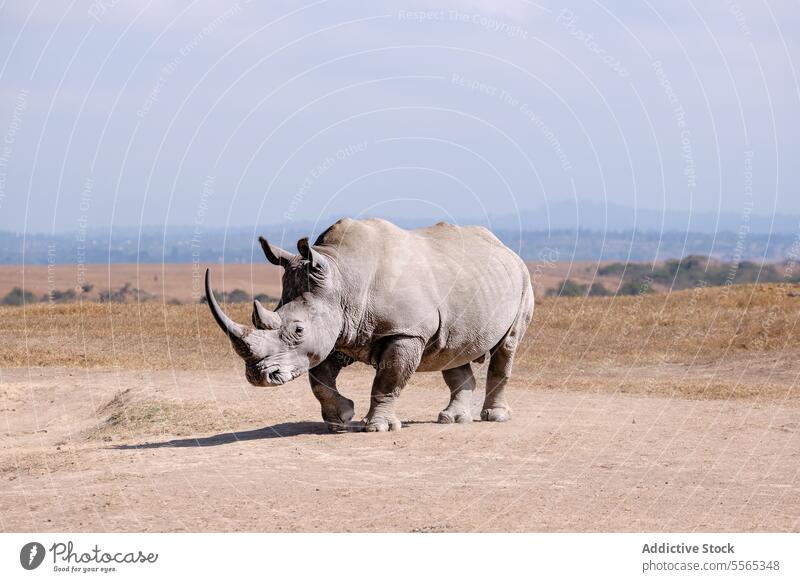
0,261,629,304
1,265,799,532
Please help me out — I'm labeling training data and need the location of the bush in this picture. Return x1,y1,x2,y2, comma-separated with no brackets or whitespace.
597,263,627,276
618,279,655,296
1,287,37,306
599,256,798,293
546,280,611,298
47,288,77,303
200,288,252,305
98,283,155,303
254,293,279,304
547,279,588,297
226,289,251,304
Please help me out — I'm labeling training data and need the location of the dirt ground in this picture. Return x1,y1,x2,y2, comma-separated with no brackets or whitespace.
1,283,799,532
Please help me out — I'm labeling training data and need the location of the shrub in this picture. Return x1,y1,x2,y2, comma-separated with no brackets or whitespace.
597,263,627,276
98,283,155,303
254,293,278,304
48,288,77,303
618,279,655,296
1,287,37,306
226,289,251,304
599,256,797,293
547,279,588,297
200,288,252,305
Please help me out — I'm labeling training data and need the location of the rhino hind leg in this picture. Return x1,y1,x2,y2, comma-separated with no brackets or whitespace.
309,353,354,433
363,337,424,432
482,283,533,422
481,329,521,423
438,364,475,424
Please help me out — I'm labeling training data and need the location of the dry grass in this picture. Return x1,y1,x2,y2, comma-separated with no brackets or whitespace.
0,261,611,303
1,283,798,399
515,282,800,399
0,263,284,304
0,300,252,369
521,282,800,364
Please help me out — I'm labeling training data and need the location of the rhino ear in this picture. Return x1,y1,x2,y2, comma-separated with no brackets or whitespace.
259,236,294,268
296,237,324,270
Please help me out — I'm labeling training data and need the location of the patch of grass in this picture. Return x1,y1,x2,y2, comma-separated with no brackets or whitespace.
86,388,243,439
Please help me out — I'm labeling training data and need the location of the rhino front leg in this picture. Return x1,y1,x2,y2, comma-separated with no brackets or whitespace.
309,352,354,433
363,337,424,432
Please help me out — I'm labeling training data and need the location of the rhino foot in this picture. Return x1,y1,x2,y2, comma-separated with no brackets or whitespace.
363,412,402,432
437,409,473,424
480,407,512,422
322,397,355,434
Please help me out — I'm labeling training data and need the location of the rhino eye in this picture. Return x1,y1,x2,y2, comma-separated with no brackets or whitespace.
294,324,304,335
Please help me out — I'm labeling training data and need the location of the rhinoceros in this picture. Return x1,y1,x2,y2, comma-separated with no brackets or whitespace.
205,218,533,432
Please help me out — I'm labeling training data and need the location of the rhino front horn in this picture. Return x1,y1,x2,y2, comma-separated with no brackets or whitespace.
205,269,246,341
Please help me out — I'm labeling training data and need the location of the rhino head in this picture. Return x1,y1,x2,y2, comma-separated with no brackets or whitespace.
205,235,342,387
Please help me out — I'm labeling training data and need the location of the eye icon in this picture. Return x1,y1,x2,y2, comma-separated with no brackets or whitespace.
20,542,45,570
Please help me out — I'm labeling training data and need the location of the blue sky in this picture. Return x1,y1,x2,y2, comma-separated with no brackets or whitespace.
0,0,797,233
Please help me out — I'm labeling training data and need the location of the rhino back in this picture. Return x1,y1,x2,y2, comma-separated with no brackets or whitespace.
316,218,530,369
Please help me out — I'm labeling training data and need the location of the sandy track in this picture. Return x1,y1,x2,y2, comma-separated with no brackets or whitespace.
2,367,798,532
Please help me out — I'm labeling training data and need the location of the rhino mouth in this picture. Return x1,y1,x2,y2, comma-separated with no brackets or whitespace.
266,366,297,386
246,363,303,387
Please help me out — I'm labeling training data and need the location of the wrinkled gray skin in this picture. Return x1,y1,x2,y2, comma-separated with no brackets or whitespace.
206,218,534,432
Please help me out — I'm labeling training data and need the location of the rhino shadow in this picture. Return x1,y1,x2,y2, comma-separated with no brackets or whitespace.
109,421,330,449
109,419,442,449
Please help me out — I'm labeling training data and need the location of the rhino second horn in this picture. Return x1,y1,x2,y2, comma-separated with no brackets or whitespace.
252,300,281,330
205,269,246,341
